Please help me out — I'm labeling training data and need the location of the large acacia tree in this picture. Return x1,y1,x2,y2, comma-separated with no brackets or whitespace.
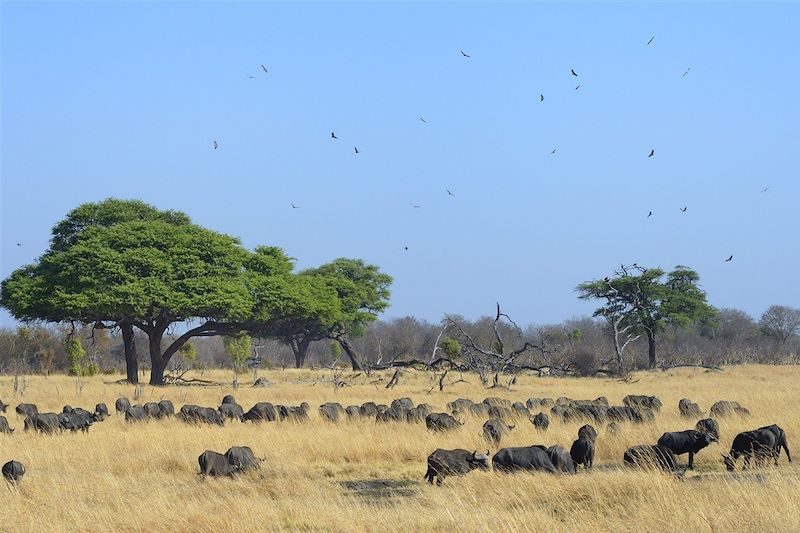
577,265,715,370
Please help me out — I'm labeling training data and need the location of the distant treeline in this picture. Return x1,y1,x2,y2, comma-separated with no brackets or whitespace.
1,305,797,377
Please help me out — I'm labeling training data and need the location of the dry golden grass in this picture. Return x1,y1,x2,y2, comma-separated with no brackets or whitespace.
1,365,798,532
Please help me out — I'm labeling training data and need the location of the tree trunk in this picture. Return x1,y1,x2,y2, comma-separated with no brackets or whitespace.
148,328,166,386
336,336,365,371
121,322,139,384
291,337,311,369
647,329,657,370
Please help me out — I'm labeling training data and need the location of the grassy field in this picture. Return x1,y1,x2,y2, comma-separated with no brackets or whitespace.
1,365,798,532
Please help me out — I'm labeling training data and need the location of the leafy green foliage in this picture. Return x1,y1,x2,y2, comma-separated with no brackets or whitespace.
224,333,252,373
64,337,86,376
440,337,461,359
179,342,197,363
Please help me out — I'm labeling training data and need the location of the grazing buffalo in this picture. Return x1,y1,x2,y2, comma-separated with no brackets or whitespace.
391,398,414,412
359,402,380,420
757,425,791,463
657,430,715,469
125,405,147,422
679,398,702,418
194,407,224,426
16,403,38,419
319,403,345,423
447,399,474,414
221,395,237,405
483,418,514,445
24,413,60,434
225,446,261,473
243,402,277,422
530,412,549,430
94,403,110,420
198,450,234,477
426,412,462,432
607,406,653,423
2,460,25,484
377,405,407,423
278,403,310,422
158,400,175,417
570,437,595,470
219,403,244,422
547,445,576,474
424,449,490,485
623,395,663,412
710,401,748,417
115,397,131,414
512,402,531,418
723,430,778,471
345,405,361,420
483,397,512,410
143,402,161,419
407,405,431,424
0,416,14,434
578,424,598,442
624,445,681,475
469,403,490,417
695,418,720,441
58,411,93,432
492,446,557,473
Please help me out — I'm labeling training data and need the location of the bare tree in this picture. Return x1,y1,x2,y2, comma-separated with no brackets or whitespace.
760,305,800,345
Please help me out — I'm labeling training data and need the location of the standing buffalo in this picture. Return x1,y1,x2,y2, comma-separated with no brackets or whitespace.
225,446,262,473
710,401,749,417
198,450,234,477
125,405,147,422
530,412,549,430
624,445,682,475
758,424,791,463
657,430,715,469
0,416,14,434
221,395,237,405
406,405,430,424
2,460,25,484
94,403,110,420
115,397,131,414
345,405,361,420
724,425,791,471
426,413,462,432
623,395,663,412
158,400,175,417
143,402,161,419
492,446,557,473
278,403,310,422
678,398,702,418
359,402,380,420
319,403,345,423
607,406,646,423
425,449,490,485
243,402,277,422
695,418,720,441
570,437,595,470
219,403,244,422
483,418,514,445
578,424,598,442
16,403,38,419
547,445,576,474
24,413,61,434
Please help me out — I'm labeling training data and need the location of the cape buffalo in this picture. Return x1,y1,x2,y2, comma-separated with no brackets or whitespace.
359,402,379,420
58,411,93,432
578,424,598,442
198,450,234,477
570,437,595,470
447,399,474,414
125,405,147,422
710,401,748,417
757,424,791,463
407,405,431,424
0,416,14,434
657,430,715,469
512,402,531,417
158,400,175,417
392,398,414,412
345,405,361,420
483,397,512,409
426,412,462,432
243,402,277,422
723,430,777,471
547,445,576,474
2,460,25,484
623,395,663,412
143,402,161,419
483,418,514,445
319,403,345,423
624,445,682,475
16,403,38,419
607,406,649,423
115,397,131,414
221,395,237,405
219,403,244,422
492,446,557,473
94,403,110,420
695,418,720,441
679,398,702,418
424,449,490,485
225,446,261,472
278,403,309,422
530,412,549,430
24,413,60,434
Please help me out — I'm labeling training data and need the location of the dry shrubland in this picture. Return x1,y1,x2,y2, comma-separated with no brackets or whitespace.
1,365,798,532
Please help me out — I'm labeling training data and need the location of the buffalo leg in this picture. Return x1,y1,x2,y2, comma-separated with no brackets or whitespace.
688,452,694,470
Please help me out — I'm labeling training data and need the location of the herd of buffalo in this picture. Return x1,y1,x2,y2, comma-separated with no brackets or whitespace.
0,393,792,485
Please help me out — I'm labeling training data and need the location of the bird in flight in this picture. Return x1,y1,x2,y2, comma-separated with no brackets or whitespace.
331,132,337,139
248,75,256,79
291,203,299,209
574,84,581,90
404,246,409,251
680,206,688,212
261,64,269,73
725,255,733,262
648,149,655,157
419,117,428,124
446,189,454,196
460,50,470,58
16,243,22,246
647,211,653,217
410,203,421,208
761,186,769,193
647,36,655,45
540,94,544,102
682,67,691,78
354,147,359,154
571,69,578,76
213,140,218,150
551,148,557,154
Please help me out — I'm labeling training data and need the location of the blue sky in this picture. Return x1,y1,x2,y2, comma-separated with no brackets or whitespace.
2,2,798,327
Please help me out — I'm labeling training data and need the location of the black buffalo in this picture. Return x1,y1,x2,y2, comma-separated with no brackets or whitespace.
407,405,430,424
710,400,748,417
345,405,361,420
657,430,715,469
678,398,702,418
530,412,549,430
143,402,161,419
16,403,38,419
125,405,147,422
0,416,14,434
198,450,234,477
447,399,474,414
219,403,244,422
695,418,720,441
392,398,414,412
623,395,663,412
426,412,462,432
225,446,262,473
221,395,237,405
483,418,514,445
58,411,93,432
2,460,25,484
278,403,310,422
94,403,110,420
158,400,175,417
424,449,490,485
723,430,777,471
758,424,791,463
492,446,557,473
570,437,595,470
243,402,277,422
578,424,598,442
24,413,60,434
607,406,651,423
624,445,681,475
115,397,131,414
319,403,345,423
547,445,576,474
359,402,380,420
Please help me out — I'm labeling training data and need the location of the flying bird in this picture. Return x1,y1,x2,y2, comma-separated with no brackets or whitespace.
540,94,544,102
571,69,578,76
647,36,655,45
761,186,769,193
331,132,337,139
460,50,470,58
16,243,22,246
419,117,428,123
446,189,454,196
648,149,655,157
680,206,687,212
551,148,557,154
213,140,218,149
682,67,691,78
354,147,359,154
574,84,581,90
725,255,733,262
248,75,256,79
404,246,409,251
261,64,269,73
291,203,299,209
410,203,421,208
647,211,653,217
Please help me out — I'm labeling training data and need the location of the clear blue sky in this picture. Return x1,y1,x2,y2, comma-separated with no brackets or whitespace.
2,2,798,327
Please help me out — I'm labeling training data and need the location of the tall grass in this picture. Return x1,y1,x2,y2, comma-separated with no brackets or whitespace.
1,365,797,532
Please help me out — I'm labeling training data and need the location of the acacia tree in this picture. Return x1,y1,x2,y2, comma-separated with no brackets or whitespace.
577,265,715,371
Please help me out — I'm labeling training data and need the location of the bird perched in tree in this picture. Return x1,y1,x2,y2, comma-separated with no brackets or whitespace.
648,149,655,157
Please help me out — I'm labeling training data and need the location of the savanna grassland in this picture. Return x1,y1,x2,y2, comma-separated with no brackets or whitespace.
1,365,798,532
